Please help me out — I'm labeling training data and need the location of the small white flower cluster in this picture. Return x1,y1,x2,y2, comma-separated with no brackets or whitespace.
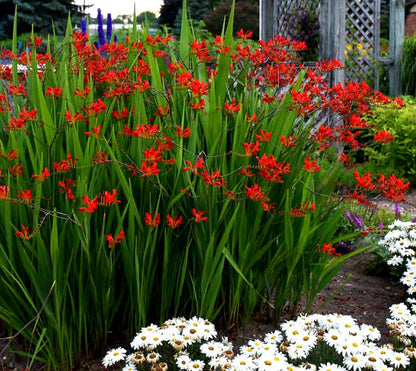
380,220,416,347
102,313,411,370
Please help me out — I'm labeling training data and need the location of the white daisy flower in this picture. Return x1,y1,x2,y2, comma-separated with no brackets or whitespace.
317,363,347,371
387,351,410,369
387,255,403,266
176,354,192,370
360,324,381,341
187,359,205,370
102,347,127,367
342,353,367,370
122,363,137,371
230,354,256,370
200,340,225,358
264,330,283,344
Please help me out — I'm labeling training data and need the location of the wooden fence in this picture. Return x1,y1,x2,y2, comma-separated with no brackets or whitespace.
259,0,405,95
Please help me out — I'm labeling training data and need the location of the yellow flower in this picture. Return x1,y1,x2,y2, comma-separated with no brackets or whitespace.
357,43,363,50
362,49,367,56
346,44,352,50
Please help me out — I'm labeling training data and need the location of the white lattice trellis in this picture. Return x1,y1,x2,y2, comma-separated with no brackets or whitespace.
345,0,381,89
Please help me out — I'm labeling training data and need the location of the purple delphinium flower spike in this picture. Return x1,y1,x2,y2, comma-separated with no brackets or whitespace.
114,34,118,43
106,13,113,42
395,203,402,221
378,218,384,230
81,18,87,35
344,210,364,230
97,9,106,47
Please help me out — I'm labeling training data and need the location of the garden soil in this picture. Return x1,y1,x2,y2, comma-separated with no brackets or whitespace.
1,194,416,370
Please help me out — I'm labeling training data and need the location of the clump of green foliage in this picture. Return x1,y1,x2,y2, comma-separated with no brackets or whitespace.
362,96,416,183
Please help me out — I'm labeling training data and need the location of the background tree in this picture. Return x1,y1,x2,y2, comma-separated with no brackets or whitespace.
203,1,259,40
158,0,182,30
0,0,82,40
136,11,158,28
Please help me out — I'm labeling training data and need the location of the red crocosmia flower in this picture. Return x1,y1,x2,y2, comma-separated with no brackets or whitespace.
393,96,405,107
154,105,169,117
374,130,394,143
339,152,350,164
32,167,50,183
17,189,32,202
190,78,208,97
166,214,183,229
143,147,163,162
0,185,10,199
112,107,130,120
65,110,83,126
224,190,236,199
15,225,30,240
317,242,337,256
5,117,26,131
191,208,208,223
376,173,409,202
83,98,107,116
245,184,269,202
183,158,205,175
202,169,227,188
304,155,321,173
93,150,108,164
239,167,255,178
6,149,18,160
106,230,125,248
74,86,90,99
348,113,369,128
140,161,160,177
19,107,37,121
236,29,253,40
27,35,42,47
53,153,78,173
246,113,258,124
99,189,121,206
85,125,102,138
174,125,191,138
353,170,374,190
78,195,98,214
224,98,241,114
243,141,260,156
45,86,63,98
291,40,307,51
9,163,23,176
190,99,206,111
175,70,193,88
280,134,297,147
261,201,275,212
144,212,161,228
255,129,272,143
262,93,276,104
58,178,76,201
133,123,160,138
8,83,27,96
157,136,174,151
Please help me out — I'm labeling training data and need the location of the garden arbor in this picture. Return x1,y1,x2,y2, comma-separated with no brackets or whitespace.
259,0,405,95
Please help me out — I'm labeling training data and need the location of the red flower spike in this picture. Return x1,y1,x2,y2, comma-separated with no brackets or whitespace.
280,134,297,147
74,86,90,99
236,29,253,41
99,189,121,206
9,163,23,176
317,242,337,256
166,214,183,229
58,178,76,201
243,141,260,156
304,155,321,173
144,212,161,228
85,125,102,138
190,99,206,111
45,86,63,98
353,170,374,190
183,158,205,175
245,184,269,202
174,125,191,138
32,167,50,183
261,201,275,212
0,185,10,199
106,230,125,248
78,195,98,214
191,208,208,223
17,189,32,202
6,149,18,160
224,98,241,114
15,225,30,240
255,129,272,143
374,130,394,143
65,110,82,126
140,161,160,177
